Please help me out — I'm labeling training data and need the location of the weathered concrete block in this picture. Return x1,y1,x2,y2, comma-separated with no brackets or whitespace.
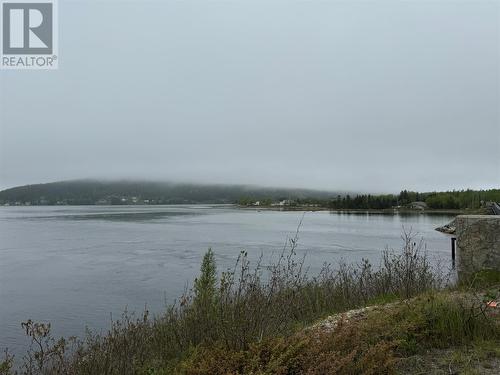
455,215,500,279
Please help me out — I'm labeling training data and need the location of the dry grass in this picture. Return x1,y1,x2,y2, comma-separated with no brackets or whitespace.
174,291,500,374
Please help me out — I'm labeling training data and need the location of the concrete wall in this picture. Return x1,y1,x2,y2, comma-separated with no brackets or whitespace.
455,215,500,279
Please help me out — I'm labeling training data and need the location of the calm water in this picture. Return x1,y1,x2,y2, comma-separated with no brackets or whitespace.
0,205,454,355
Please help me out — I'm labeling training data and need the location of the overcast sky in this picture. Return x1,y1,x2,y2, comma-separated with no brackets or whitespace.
0,0,499,193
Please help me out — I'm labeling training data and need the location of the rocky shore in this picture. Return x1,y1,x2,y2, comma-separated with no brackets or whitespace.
435,218,456,234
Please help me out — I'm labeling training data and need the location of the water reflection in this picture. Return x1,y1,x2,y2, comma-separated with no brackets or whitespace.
0,205,455,356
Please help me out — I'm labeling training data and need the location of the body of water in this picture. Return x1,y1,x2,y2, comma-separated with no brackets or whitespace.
0,205,454,355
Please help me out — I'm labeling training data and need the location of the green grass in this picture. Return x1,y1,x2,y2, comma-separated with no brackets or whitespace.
469,270,500,288
130,287,500,374
166,291,500,374
366,292,399,306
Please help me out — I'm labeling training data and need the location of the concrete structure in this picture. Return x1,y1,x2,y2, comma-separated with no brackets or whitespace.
455,215,500,279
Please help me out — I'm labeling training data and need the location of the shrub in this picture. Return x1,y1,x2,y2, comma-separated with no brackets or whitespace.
3,229,451,374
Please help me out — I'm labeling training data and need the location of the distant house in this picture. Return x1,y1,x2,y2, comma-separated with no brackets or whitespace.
410,201,428,210
252,201,260,206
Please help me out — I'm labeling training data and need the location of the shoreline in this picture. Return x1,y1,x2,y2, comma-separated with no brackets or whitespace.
238,206,470,215
0,203,481,216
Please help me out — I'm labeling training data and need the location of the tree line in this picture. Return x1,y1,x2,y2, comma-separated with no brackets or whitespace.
242,189,500,210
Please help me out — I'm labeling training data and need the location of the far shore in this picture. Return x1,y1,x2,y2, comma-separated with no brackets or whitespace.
0,203,483,216
237,205,474,215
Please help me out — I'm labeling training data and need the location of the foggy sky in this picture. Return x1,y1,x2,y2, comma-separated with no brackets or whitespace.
1,0,499,193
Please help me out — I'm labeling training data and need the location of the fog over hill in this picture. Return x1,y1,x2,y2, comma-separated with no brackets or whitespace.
0,180,342,205
1,2,498,192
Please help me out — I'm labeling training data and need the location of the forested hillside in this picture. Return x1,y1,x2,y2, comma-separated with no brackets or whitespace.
0,180,337,205
0,180,498,209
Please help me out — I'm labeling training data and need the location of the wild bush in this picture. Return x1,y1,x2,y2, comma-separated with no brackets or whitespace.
1,229,454,374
